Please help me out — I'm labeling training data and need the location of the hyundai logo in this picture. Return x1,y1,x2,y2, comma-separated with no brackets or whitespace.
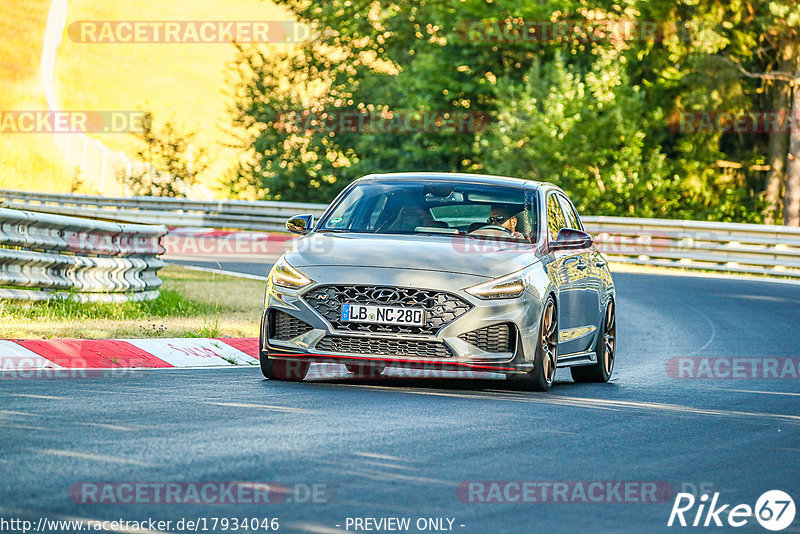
371,288,400,303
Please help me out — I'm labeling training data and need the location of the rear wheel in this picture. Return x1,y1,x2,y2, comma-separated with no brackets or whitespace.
510,295,558,392
571,300,615,383
260,354,310,381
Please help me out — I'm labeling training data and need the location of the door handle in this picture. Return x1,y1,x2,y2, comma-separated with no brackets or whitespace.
576,261,588,270
595,260,606,268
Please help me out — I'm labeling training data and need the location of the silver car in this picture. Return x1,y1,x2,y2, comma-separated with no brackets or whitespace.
259,172,616,391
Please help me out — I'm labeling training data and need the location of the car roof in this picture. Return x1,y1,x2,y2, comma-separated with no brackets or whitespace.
358,172,551,190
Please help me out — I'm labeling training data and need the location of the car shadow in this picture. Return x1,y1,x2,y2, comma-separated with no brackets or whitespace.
301,370,575,393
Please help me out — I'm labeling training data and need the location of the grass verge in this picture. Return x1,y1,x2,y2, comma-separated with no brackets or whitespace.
0,264,264,339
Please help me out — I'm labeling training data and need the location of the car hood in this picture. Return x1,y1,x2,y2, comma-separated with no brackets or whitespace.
285,232,541,279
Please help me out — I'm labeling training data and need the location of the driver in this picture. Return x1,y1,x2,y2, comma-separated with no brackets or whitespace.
488,206,525,239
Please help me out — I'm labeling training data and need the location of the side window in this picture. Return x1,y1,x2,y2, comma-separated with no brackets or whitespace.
557,194,581,230
546,194,566,241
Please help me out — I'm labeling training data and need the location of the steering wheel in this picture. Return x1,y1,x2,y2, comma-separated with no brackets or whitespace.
471,224,513,235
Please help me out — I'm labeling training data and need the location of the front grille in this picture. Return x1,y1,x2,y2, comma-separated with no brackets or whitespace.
271,310,314,340
304,285,472,335
459,323,515,353
316,336,452,358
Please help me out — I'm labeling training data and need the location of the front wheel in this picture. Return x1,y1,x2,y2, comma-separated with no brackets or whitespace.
571,300,615,383
509,295,558,392
260,354,310,381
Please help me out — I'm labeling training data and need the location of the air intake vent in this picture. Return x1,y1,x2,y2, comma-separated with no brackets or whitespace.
271,310,314,340
458,323,514,353
316,336,452,358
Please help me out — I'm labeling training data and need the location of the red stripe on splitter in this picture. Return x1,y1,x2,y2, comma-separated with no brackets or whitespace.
15,339,174,368
215,338,259,359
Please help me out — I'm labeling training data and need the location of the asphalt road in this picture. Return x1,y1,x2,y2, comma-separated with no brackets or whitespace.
1,269,799,533
164,256,275,279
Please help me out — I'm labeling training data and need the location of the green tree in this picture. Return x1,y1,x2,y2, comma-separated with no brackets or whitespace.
226,0,796,223
224,0,593,202
124,111,208,197
634,0,798,223
477,51,686,217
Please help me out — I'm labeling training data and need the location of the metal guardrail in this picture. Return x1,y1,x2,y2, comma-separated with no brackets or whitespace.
0,207,167,302
2,189,800,280
583,216,800,279
0,190,326,232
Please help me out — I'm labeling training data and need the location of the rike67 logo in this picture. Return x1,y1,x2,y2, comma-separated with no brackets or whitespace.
668,490,795,531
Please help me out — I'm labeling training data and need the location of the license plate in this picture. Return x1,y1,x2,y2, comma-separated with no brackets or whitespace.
341,303,425,326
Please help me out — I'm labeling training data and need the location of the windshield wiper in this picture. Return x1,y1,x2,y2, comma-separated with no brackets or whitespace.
411,232,450,237
462,233,532,244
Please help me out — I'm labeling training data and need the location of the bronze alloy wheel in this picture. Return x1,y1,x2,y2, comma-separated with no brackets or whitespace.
541,298,559,386
509,295,558,391
603,301,616,376
571,299,615,383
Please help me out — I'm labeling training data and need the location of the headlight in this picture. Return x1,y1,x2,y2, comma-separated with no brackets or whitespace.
268,256,313,290
465,267,531,299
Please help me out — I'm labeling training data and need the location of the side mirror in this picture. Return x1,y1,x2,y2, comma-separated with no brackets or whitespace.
553,228,593,250
286,214,314,235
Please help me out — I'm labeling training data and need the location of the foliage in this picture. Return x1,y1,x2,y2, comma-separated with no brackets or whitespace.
225,0,798,222
123,111,208,197
478,51,678,217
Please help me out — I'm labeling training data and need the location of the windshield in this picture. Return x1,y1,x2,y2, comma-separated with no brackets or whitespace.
319,180,538,242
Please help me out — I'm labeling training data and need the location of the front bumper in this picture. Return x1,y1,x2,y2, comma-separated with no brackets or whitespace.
260,267,544,374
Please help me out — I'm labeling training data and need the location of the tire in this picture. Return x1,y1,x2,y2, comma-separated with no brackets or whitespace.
260,353,310,381
509,295,558,392
259,314,309,381
345,363,385,377
571,299,615,383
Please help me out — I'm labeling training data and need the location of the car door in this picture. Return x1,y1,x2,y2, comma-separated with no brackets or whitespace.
557,193,602,353
545,192,586,356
